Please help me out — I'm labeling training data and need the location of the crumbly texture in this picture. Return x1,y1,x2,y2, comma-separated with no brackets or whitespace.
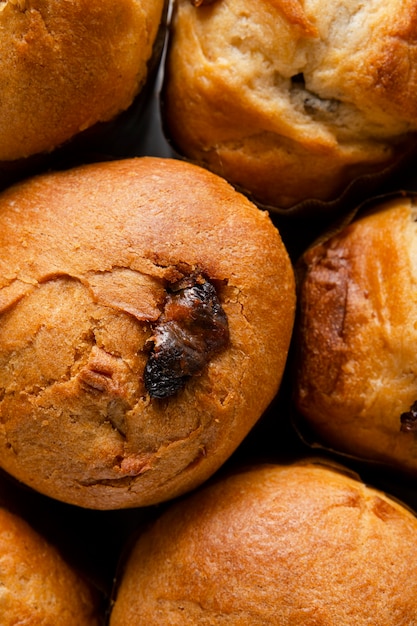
0,0,165,161
0,157,295,509
163,0,417,208
109,461,417,625
295,194,417,473
0,506,101,625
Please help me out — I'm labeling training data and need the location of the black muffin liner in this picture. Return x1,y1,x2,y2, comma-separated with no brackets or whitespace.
264,148,417,261
0,0,169,193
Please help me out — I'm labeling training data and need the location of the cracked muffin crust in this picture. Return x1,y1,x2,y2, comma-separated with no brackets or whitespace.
162,0,417,209
109,460,417,625
0,157,295,509
0,0,165,162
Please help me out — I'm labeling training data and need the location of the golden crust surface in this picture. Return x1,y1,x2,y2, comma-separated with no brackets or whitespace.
0,157,295,509
163,0,417,208
110,461,417,625
0,506,100,624
0,0,165,161
295,194,417,472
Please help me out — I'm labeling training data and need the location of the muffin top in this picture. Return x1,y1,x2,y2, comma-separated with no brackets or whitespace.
295,193,417,473
0,505,101,625
163,0,417,207
0,0,165,161
110,460,417,625
0,157,295,509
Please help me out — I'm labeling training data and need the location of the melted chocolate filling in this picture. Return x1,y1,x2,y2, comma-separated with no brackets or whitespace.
144,274,229,398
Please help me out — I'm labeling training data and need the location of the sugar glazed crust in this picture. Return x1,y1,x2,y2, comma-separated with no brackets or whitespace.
0,0,165,161
163,0,417,208
0,506,101,624
0,157,295,509
295,194,417,473
109,461,417,625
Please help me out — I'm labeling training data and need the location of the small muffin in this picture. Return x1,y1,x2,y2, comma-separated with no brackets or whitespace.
295,193,417,474
162,0,417,209
0,0,166,163
109,460,417,625
0,505,101,625
0,156,295,509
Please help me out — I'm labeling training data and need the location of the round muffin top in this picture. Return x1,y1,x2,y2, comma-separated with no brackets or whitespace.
110,460,417,625
0,0,165,161
295,193,417,474
163,0,417,207
0,505,101,625
0,157,295,509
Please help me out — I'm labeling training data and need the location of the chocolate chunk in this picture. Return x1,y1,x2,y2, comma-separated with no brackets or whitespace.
400,400,417,433
144,274,229,398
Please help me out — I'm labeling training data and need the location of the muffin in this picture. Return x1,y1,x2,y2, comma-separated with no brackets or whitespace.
162,0,417,209
0,504,101,625
294,192,417,474
0,156,295,509
109,459,417,625
0,0,166,172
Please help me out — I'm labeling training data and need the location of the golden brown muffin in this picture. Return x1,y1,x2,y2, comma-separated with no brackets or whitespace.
162,0,417,209
0,0,165,162
0,505,101,625
294,193,417,473
0,156,295,509
109,460,417,625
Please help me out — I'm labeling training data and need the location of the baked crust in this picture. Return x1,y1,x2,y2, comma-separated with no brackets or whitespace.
163,0,417,208
110,460,417,625
0,0,165,161
0,505,101,624
0,157,295,509
295,194,417,472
